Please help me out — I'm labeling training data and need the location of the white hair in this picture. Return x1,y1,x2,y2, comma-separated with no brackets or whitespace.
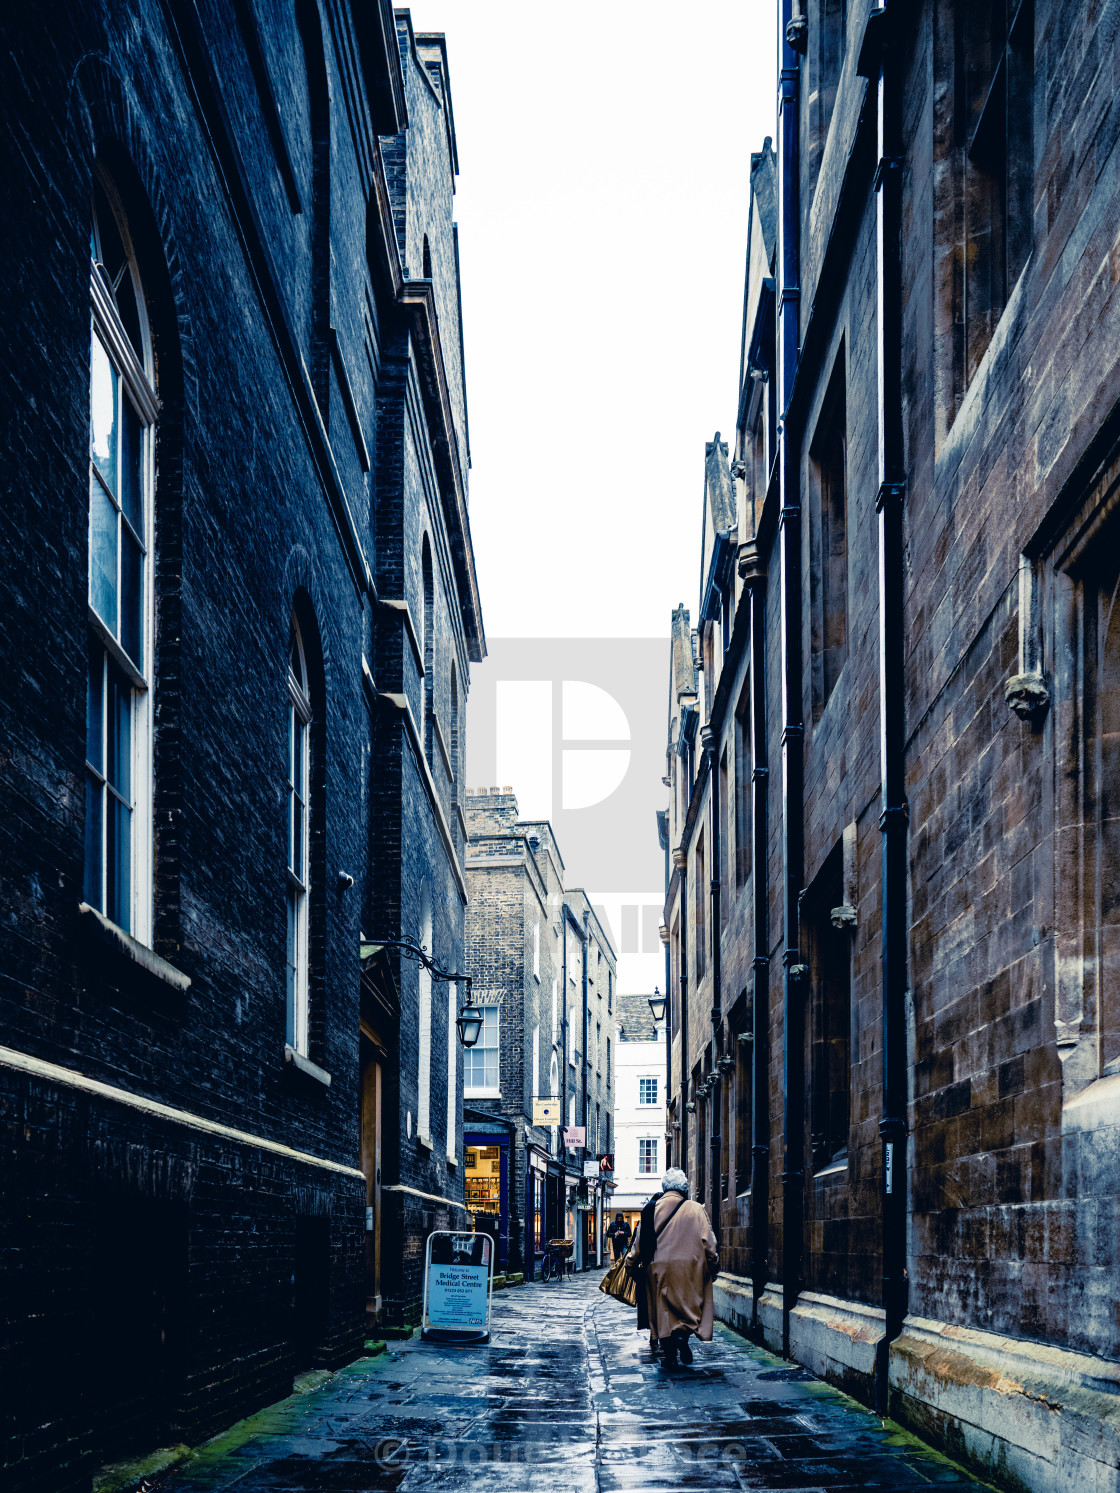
661,1168,690,1196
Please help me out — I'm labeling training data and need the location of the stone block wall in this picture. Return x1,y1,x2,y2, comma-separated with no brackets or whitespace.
662,2,1120,1485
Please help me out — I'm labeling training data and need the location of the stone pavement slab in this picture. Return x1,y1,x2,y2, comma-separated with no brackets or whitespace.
162,1273,990,1493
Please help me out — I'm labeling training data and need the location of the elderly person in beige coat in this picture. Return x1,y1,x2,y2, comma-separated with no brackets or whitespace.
625,1168,718,1367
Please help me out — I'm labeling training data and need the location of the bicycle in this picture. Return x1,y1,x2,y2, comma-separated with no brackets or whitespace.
540,1237,573,1282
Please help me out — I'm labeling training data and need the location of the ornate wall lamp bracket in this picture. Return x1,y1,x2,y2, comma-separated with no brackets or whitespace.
360,934,480,1046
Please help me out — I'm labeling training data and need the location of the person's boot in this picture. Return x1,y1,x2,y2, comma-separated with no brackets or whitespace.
661,1337,678,1368
676,1333,693,1366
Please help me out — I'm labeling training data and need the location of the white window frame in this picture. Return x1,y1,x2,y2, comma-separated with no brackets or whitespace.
533,920,541,981
418,880,433,1142
86,173,156,945
532,1022,540,1101
464,1004,501,1097
638,1136,659,1175
638,1075,659,1107
287,620,312,1056
446,981,457,1162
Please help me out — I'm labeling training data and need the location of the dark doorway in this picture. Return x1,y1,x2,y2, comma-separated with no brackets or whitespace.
292,1215,330,1369
93,1192,187,1462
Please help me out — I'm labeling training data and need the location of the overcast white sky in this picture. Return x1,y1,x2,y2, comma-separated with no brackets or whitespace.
412,2,779,988
410,1,779,640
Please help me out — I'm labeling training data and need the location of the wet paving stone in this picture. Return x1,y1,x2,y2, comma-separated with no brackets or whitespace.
163,1273,988,1492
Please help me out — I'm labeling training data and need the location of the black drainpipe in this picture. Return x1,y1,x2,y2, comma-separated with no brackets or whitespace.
679,859,689,1173
581,908,590,1269
703,725,723,1248
660,816,672,1158
860,1,909,1415
777,0,805,1363
740,539,770,1329
562,905,570,1229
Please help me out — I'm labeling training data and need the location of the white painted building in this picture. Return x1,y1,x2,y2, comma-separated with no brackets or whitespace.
610,993,668,1226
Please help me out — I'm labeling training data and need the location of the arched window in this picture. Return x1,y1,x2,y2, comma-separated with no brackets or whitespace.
422,538,434,768
85,169,157,939
287,616,312,1055
418,879,432,1143
296,0,331,406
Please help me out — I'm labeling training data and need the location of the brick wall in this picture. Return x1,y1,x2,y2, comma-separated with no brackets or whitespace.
0,0,480,1482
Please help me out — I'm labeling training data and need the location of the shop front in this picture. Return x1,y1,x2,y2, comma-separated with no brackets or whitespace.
546,1159,565,1244
527,1148,547,1278
465,1132,509,1273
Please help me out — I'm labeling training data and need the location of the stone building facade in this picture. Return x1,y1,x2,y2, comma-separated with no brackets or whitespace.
610,992,669,1226
0,4,482,1488
661,2,1120,1488
464,790,617,1275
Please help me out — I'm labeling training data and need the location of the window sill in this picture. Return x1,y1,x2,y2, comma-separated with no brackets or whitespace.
813,1158,848,1180
464,1089,502,1100
78,903,191,993
418,1133,434,1152
284,1044,331,1087
446,1155,458,1169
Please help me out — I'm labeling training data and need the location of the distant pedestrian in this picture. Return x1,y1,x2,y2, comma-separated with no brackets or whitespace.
624,1168,718,1368
606,1212,632,1261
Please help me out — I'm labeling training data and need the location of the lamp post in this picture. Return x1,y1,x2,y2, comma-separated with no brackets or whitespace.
647,988,667,1025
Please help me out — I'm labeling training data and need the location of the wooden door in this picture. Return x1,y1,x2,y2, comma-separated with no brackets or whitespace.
360,1037,382,1326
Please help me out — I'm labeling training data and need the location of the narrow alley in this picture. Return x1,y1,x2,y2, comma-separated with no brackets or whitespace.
160,1274,984,1493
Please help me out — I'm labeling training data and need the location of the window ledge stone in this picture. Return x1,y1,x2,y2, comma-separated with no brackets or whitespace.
284,1044,331,1087
1061,1072,1120,1133
417,1133,434,1152
79,903,191,992
813,1158,849,1180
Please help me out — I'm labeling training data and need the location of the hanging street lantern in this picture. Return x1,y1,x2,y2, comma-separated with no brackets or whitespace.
647,986,667,1024
456,989,483,1048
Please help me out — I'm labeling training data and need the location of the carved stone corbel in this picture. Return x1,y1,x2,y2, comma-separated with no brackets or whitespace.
738,540,766,588
1005,671,1050,723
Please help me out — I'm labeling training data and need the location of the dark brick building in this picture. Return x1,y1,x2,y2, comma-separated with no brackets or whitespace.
463,790,617,1276
662,2,1120,1487
0,3,483,1487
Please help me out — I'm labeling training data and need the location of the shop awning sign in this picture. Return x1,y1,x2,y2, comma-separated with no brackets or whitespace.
421,1231,493,1344
532,1098,562,1125
563,1125,586,1148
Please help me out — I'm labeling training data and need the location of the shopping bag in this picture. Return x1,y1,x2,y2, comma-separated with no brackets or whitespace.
600,1253,638,1306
